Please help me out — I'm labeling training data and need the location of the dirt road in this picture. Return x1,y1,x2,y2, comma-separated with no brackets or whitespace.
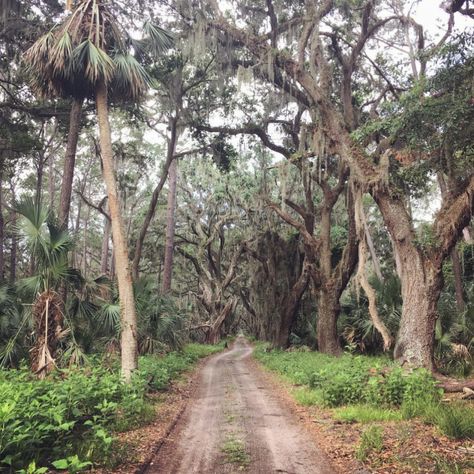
146,338,336,474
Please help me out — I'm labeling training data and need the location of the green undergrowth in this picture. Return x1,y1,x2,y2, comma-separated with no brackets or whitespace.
254,343,474,440
334,405,403,423
0,342,225,473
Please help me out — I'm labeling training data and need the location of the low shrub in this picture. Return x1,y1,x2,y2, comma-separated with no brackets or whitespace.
255,344,442,410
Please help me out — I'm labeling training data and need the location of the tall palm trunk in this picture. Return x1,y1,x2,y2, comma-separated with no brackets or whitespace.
58,98,83,228
95,81,137,381
162,157,178,293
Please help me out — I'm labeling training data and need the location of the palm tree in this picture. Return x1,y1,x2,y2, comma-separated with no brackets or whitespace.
24,0,172,381
15,198,80,377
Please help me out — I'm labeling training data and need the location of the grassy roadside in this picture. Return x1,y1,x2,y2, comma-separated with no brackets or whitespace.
254,343,474,473
0,342,226,473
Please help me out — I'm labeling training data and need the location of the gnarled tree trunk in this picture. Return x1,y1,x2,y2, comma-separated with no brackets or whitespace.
394,248,442,370
376,193,442,370
273,260,310,348
206,298,237,344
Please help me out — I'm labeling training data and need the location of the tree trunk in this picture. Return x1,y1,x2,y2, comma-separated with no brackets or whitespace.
95,81,138,382
58,99,83,228
0,167,4,282
376,194,441,370
100,212,111,275
206,299,236,344
451,246,465,312
393,249,441,370
162,157,178,293
317,283,342,355
273,261,310,348
131,116,178,280
48,154,55,211
9,183,16,284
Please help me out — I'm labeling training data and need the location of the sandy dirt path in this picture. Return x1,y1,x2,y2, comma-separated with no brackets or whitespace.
146,338,336,474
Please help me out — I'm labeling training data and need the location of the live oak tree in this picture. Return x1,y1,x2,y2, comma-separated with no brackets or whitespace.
176,159,248,343
184,0,473,368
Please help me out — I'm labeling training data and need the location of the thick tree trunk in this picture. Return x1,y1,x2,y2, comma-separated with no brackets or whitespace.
273,261,310,348
96,81,138,382
58,99,83,228
376,194,441,370
317,283,342,355
206,299,236,344
394,250,442,370
162,157,178,293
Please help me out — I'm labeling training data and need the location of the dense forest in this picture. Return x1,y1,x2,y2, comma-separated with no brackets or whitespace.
0,0,473,472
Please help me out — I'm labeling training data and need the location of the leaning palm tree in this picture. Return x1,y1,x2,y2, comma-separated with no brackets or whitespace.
24,0,172,381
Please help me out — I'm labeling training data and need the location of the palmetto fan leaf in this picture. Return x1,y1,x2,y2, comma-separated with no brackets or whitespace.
111,52,150,99
141,21,174,56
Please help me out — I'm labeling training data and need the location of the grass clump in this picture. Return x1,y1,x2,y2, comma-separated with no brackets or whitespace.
222,435,250,469
334,405,403,423
356,425,384,461
293,387,324,406
430,403,474,439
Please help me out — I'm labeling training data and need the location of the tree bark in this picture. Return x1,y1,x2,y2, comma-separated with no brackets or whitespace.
95,81,138,382
9,182,16,284
162,157,178,293
451,247,465,312
58,99,83,229
100,211,111,275
206,298,236,344
317,282,342,355
0,166,4,282
273,260,310,348
376,194,441,370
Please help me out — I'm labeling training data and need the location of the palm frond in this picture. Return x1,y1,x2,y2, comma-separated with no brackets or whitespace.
73,39,115,84
111,52,150,100
142,21,174,56
97,302,121,335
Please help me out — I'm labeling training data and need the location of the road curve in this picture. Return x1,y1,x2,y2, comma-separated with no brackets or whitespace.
146,337,336,474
